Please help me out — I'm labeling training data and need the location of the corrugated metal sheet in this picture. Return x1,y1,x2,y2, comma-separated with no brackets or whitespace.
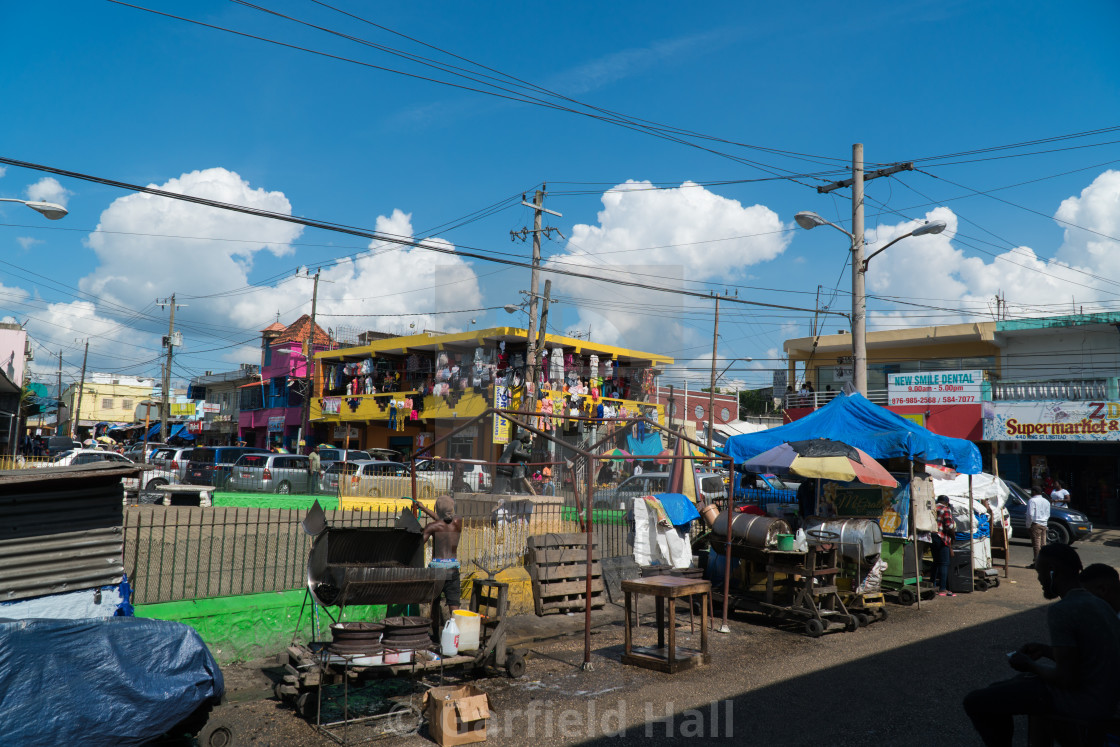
0,466,128,602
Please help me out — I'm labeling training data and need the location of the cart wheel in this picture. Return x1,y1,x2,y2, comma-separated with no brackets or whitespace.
879,606,889,621
198,718,236,747
804,619,824,638
296,692,319,722
506,651,526,678
988,577,999,589
897,588,916,606
855,613,870,628
845,615,860,632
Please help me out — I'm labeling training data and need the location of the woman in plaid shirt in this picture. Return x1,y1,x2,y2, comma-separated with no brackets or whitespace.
932,495,956,597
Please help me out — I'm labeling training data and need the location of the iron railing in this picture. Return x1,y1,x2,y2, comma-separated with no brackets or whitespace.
992,379,1108,401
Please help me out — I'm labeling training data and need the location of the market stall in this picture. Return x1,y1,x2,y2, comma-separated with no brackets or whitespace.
725,394,985,604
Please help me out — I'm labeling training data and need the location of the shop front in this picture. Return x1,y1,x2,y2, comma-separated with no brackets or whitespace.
984,399,1120,523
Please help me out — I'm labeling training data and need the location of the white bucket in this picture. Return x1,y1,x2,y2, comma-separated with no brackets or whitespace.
384,648,412,665
452,610,481,652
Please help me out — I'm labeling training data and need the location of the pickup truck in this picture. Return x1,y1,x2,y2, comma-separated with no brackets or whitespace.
735,472,799,507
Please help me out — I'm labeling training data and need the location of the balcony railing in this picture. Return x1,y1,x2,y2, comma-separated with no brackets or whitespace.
784,388,888,410
992,379,1109,401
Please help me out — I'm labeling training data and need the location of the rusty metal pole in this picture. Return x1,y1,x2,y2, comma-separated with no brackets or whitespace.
583,452,594,669
720,451,735,633
411,450,419,519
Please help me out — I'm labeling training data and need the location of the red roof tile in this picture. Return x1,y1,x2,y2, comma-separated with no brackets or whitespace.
274,314,331,346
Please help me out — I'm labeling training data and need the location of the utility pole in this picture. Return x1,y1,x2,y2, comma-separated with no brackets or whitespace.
300,268,321,452
707,295,720,452
817,148,913,396
72,340,89,440
511,187,562,412
157,294,185,442
534,279,552,363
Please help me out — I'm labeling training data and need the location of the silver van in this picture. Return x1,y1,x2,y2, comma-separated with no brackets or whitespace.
149,447,193,482
228,453,312,494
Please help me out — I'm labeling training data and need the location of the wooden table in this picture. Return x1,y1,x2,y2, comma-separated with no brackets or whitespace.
621,576,711,674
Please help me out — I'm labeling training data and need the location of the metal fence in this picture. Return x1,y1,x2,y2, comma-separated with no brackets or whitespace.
122,499,633,605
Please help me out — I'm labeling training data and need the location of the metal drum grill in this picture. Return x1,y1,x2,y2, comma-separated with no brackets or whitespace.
709,511,791,558
304,503,450,607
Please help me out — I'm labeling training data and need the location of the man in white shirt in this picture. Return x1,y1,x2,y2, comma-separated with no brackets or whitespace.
1049,480,1070,509
1028,485,1051,569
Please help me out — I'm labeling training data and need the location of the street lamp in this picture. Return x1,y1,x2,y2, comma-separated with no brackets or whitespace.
0,198,68,220
794,210,946,396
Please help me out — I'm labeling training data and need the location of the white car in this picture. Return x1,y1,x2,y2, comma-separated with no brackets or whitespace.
45,449,179,493
414,459,492,492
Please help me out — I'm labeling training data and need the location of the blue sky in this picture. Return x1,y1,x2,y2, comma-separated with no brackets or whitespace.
2,0,1119,395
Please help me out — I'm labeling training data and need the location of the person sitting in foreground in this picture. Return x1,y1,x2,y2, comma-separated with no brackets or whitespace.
1081,563,1120,617
963,544,1120,746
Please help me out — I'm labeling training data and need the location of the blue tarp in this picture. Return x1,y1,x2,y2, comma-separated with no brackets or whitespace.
626,432,664,458
652,492,701,526
143,422,195,442
726,393,982,474
0,616,223,745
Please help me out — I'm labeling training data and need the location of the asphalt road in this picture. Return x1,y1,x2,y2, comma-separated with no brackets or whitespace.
208,529,1120,746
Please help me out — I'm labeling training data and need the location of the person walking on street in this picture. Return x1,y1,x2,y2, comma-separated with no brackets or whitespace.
933,495,956,597
963,544,1120,746
1049,480,1070,509
308,444,322,493
1028,485,1051,569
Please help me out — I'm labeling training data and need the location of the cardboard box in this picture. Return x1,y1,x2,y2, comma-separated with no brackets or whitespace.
424,684,490,746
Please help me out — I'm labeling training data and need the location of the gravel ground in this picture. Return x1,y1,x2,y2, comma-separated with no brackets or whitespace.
203,531,1120,746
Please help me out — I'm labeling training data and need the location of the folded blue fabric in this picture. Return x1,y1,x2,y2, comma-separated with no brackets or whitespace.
652,492,700,526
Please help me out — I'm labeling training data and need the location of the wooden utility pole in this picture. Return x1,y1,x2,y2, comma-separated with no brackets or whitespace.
534,279,552,363
157,294,184,442
511,188,562,411
300,268,321,452
707,296,720,452
72,340,88,440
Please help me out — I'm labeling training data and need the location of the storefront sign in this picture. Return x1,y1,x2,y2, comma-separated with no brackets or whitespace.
201,403,221,413
493,386,511,445
321,397,341,415
984,400,1120,441
332,425,360,439
888,370,981,406
187,420,203,434
821,481,893,518
897,412,925,427
268,416,285,433
169,402,197,416
831,365,853,383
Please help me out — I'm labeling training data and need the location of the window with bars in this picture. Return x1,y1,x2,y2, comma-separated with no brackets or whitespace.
101,398,114,409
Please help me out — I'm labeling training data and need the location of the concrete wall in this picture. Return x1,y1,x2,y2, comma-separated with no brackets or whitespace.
998,327,1120,381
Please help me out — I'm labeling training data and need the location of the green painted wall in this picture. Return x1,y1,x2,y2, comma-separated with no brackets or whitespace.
135,589,410,664
211,492,326,510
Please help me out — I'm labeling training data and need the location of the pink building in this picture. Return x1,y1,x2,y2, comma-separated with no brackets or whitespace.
238,316,331,450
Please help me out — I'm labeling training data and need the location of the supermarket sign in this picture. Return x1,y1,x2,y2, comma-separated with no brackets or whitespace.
888,370,981,406
984,400,1120,441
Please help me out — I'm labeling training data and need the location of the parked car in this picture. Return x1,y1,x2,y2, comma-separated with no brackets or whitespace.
320,460,436,499
149,446,194,482
414,458,492,492
45,436,83,458
43,449,178,493
185,446,269,487
227,453,312,494
315,448,372,473
736,471,799,506
1003,480,1092,545
591,471,727,511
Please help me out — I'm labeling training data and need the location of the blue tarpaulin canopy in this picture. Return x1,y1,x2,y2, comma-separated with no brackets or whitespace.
626,432,664,458
143,422,195,442
726,393,982,474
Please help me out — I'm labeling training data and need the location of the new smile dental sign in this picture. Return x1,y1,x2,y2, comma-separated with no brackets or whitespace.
888,370,981,407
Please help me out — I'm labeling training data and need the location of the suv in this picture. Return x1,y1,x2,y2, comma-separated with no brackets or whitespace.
185,446,269,487
320,460,436,498
415,458,492,492
228,453,312,494
315,448,372,473
45,436,82,458
1004,480,1092,545
149,447,193,482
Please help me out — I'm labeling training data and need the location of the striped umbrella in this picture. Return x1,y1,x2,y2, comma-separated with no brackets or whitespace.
741,439,897,487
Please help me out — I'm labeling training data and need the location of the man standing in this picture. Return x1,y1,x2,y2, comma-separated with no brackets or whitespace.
1028,484,1051,569
415,493,462,613
963,544,1120,745
1049,480,1071,509
308,444,322,493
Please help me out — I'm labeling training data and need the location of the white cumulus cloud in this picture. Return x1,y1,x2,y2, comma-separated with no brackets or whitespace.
26,177,72,207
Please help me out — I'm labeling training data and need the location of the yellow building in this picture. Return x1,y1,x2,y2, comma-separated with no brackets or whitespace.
61,373,156,438
310,326,672,460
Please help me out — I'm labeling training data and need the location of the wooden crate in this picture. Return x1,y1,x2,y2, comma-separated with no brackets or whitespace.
526,533,605,616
